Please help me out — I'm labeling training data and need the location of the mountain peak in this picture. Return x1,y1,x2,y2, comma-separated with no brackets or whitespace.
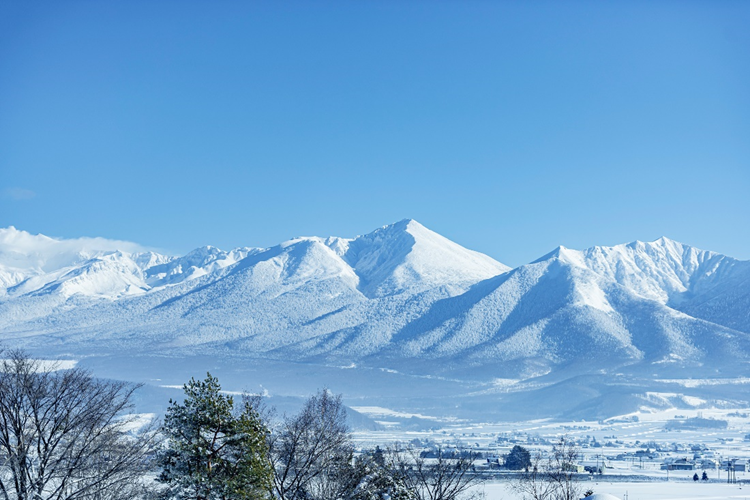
395,217,417,226
368,218,423,236
532,245,592,270
624,236,695,253
653,236,675,244
342,219,509,297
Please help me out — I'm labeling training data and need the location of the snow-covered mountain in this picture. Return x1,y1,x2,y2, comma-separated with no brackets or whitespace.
1,221,749,420
0,226,165,291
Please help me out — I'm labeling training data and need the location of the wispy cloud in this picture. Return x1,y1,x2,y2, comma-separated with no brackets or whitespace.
2,187,36,200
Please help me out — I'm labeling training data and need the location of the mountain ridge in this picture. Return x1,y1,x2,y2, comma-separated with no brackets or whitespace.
1,221,749,419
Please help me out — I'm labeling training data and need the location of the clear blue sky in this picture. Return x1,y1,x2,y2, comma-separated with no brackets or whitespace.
1,1,748,267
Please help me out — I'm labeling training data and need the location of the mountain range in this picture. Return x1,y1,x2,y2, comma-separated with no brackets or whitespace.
2,220,749,421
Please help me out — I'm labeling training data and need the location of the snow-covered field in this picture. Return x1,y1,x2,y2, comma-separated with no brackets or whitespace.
478,480,750,500
351,406,750,453
350,407,750,500
0,358,78,371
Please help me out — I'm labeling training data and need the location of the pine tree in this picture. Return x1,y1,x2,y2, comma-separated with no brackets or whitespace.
158,373,273,500
506,445,532,470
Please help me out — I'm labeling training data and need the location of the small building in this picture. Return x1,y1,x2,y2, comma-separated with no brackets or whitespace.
700,458,719,469
664,458,695,471
727,459,748,472
562,463,586,473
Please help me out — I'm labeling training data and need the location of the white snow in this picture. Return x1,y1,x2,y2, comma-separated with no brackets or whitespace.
0,359,78,372
2,222,750,420
350,406,442,421
340,219,510,297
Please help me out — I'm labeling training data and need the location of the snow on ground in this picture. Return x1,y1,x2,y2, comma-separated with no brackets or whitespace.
0,358,78,371
477,480,750,500
655,378,750,388
4,222,750,423
350,406,443,421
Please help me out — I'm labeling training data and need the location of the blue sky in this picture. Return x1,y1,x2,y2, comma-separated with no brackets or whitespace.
1,1,748,267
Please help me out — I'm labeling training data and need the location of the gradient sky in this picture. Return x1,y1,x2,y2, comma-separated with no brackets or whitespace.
1,1,748,267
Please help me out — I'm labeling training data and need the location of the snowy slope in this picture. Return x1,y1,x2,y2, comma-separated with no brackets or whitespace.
339,219,510,297
0,226,161,289
8,251,150,299
0,220,508,348
384,243,750,379
144,245,260,287
576,237,750,307
0,227,178,311
1,224,749,419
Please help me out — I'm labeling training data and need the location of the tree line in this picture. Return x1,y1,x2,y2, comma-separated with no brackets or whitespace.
0,349,582,500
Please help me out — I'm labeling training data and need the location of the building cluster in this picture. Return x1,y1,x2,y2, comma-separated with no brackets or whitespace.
360,429,750,484
661,456,747,472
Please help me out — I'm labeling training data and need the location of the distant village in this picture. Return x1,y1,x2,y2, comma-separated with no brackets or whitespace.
357,420,750,485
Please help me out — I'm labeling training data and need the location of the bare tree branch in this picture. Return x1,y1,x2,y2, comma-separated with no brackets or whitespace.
0,349,158,500
389,445,484,500
268,390,351,500
511,436,581,500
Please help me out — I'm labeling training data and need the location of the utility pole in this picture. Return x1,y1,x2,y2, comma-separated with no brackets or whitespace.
728,462,736,484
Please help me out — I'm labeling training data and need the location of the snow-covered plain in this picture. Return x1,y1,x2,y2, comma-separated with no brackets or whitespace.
478,481,750,500
351,407,750,499
1,220,750,421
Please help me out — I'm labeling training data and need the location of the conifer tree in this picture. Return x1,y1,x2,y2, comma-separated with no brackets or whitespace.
506,445,532,470
158,373,273,500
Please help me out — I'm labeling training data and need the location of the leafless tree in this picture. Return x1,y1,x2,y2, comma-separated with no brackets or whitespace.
510,450,555,500
546,437,580,500
267,390,351,500
0,349,157,500
389,445,485,500
511,436,581,500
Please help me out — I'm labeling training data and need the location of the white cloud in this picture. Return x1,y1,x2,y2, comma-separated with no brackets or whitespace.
0,227,153,272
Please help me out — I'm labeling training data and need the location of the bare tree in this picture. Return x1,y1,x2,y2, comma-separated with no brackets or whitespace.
0,349,157,500
510,450,555,500
546,437,580,500
267,390,351,500
511,436,581,500
389,445,485,500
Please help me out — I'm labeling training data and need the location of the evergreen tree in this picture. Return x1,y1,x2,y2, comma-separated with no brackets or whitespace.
505,445,532,470
348,452,415,500
158,373,273,500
